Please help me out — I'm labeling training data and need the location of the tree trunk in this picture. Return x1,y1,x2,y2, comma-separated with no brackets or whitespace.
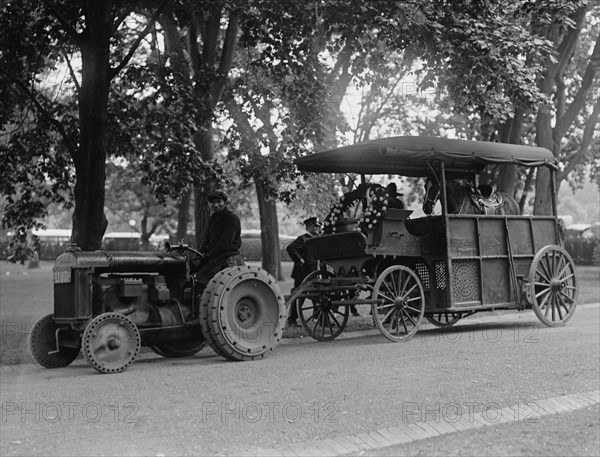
194,129,214,249
534,105,554,215
176,189,192,242
255,181,282,280
162,13,194,243
140,215,150,250
501,109,525,199
194,188,211,250
71,7,112,250
531,6,590,215
519,167,535,214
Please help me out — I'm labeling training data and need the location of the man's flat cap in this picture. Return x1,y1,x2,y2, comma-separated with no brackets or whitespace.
303,217,322,227
207,190,229,202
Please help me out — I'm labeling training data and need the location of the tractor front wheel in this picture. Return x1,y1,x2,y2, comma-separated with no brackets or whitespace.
82,313,141,374
29,314,80,368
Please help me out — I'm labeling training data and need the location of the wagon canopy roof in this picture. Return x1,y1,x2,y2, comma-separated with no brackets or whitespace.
296,136,557,176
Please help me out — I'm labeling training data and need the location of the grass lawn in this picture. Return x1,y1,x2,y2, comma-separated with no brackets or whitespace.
1,260,598,366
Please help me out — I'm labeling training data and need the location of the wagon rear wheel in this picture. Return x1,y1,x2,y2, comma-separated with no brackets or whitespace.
426,312,462,327
151,339,206,358
29,314,80,368
371,265,425,342
199,266,286,361
528,245,577,327
82,313,141,374
298,270,350,341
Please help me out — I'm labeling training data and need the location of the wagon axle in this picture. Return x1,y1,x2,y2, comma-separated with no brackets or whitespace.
550,279,565,292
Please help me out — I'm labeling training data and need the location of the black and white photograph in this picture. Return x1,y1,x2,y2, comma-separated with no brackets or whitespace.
1,1,598,456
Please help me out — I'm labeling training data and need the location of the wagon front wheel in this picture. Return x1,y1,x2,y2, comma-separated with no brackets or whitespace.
298,270,350,342
371,265,425,342
528,245,577,327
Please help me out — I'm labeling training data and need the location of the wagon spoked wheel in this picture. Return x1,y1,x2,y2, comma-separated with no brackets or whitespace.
29,314,80,368
298,270,350,342
371,265,425,342
426,312,462,327
151,339,206,358
82,313,141,374
529,245,577,327
200,266,286,361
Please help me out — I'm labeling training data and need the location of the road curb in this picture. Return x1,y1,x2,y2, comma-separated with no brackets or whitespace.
247,390,600,457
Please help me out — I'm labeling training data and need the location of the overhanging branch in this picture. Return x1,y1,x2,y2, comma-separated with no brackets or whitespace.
558,96,600,182
113,9,132,34
6,73,77,157
110,4,167,79
43,0,82,45
210,9,240,110
60,47,81,94
559,33,600,137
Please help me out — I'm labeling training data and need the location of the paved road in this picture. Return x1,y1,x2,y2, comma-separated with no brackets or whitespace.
1,304,598,456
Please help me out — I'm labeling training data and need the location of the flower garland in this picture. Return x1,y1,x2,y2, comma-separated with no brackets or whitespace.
355,185,388,235
323,183,389,235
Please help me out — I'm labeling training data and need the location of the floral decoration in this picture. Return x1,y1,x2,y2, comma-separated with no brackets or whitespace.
355,185,388,235
323,183,389,235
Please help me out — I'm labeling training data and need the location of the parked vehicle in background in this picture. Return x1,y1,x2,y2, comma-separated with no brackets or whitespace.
101,232,169,251
1,229,171,261
1,228,72,261
1,227,318,263
565,223,600,265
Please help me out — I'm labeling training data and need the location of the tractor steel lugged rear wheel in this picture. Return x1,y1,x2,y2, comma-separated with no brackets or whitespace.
29,314,80,368
82,313,141,374
528,245,577,327
200,266,286,361
371,265,425,342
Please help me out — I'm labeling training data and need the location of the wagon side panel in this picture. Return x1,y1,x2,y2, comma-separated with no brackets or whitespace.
369,216,451,311
448,217,482,307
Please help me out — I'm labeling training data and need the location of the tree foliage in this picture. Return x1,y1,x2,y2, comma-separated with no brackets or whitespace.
0,0,167,249
1,0,597,259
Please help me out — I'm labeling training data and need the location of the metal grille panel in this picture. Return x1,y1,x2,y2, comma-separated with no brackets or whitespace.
452,260,480,302
435,261,446,289
415,263,430,288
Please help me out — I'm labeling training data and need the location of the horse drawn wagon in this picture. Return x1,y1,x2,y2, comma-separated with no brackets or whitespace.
286,136,577,342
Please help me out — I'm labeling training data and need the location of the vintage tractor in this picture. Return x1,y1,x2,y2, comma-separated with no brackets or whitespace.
29,243,286,373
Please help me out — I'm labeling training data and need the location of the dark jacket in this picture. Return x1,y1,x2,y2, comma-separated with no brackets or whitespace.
388,197,405,209
286,233,318,281
200,207,242,259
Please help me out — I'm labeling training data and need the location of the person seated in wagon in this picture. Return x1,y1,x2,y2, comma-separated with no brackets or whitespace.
385,183,405,209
